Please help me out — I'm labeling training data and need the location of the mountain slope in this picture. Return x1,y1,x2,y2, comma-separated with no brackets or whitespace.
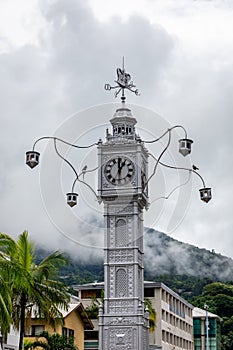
36,228,233,288
144,228,233,281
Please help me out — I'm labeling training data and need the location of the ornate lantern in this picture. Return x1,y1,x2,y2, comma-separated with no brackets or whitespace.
179,138,193,156
66,192,78,207
25,151,40,169
199,188,212,203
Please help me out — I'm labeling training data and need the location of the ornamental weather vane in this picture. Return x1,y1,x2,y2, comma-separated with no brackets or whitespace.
104,58,139,102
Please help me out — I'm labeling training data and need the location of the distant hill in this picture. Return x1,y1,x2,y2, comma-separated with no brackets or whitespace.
35,228,233,299
143,228,233,281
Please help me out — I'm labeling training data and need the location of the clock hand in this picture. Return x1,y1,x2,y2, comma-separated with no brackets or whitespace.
119,159,126,172
118,157,122,173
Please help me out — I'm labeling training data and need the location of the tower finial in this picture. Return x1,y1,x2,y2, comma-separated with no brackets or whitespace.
104,58,140,102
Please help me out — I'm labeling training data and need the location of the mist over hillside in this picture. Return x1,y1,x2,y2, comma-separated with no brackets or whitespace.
36,227,233,283
144,228,233,281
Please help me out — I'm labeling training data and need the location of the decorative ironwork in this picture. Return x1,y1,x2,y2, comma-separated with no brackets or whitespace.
104,57,139,102
26,62,212,350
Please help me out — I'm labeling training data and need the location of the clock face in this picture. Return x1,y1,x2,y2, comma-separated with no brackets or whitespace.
104,156,134,185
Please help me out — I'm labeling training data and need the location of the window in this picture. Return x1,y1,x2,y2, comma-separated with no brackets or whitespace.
62,327,74,338
85,330,98,340
162,330,166,341
209,319,217,336
193,319,202,336
208,337,217,350
170,315,174,325
31,325,45,336
194,338,202,350
144,288,154,297
162,309,165,321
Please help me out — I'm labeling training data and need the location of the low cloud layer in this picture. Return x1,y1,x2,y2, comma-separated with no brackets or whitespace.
0,0,232,260
144,228,233,281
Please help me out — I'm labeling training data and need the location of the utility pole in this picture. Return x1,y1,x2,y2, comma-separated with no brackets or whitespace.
204,303,209,350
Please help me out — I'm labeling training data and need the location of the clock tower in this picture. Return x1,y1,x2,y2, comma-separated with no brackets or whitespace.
98,65,149,350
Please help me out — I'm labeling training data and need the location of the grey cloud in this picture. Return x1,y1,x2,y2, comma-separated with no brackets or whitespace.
0,0,232,261
144,228,233,281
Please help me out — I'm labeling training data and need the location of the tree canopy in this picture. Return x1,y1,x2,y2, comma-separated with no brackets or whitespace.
191,281,233,350
0,231,70,350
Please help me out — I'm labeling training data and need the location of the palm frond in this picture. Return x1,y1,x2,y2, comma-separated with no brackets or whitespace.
0,231,70,350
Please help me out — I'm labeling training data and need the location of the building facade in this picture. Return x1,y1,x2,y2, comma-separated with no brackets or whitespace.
193,307,221,350
4,301,93,350
25,302,93,350
145,282,194,350
74,281,194,350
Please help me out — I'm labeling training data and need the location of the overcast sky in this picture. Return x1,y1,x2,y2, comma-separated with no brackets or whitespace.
0,0,233,261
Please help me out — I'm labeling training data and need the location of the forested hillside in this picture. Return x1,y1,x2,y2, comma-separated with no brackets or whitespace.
35,230,233,349
36,228,233,300
144,228,233,281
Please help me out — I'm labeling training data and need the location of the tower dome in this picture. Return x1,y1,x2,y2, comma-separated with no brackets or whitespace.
108,106,137,140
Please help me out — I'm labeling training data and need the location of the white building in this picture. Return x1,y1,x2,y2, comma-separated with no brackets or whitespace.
1,326,19,350
145,281,194,350
74,281,194,350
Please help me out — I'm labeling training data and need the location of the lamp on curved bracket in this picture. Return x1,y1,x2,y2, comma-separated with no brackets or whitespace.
26,136,99,208
199,187,212,203
66,192,79,207
25,66,212,206
26,151,40,169
179,138,193,157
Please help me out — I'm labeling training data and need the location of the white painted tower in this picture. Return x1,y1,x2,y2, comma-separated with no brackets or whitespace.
98,70,150,350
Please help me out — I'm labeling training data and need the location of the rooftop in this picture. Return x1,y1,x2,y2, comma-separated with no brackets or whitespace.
193,307,221,320
73,281,194,309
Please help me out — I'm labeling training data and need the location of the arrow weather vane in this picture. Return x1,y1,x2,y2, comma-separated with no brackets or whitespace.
104,57,140,102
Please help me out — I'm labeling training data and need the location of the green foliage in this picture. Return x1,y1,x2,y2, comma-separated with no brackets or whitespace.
144,229,233,281
36,228,233,289
31,238,233,349
222,317,233,335
221,332,233,350
214,294,233,318
203,282,233,297
191,281,233,350
192,282,233,317
85,301,100,319
0,231,70,350
144,274,214,300
25,331,77,350
0,274,12,334
24,338,36,350
85,290,104,319
58,261,104,286
145,298,156,332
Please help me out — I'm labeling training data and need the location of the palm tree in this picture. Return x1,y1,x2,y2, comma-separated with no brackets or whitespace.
0,231,70,350
0,273,12,345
